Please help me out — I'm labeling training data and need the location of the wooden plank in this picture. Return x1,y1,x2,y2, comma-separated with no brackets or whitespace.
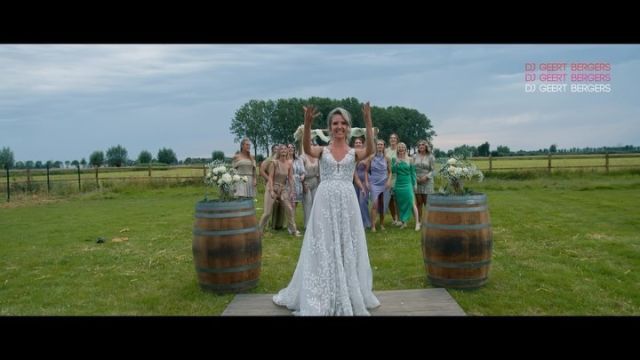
221,288,466,316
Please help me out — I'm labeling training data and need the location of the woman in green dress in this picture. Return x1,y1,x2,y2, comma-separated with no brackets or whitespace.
391,142,420,231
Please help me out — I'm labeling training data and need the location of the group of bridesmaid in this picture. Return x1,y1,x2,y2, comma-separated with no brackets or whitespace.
232,133,436,236
353,134,436,232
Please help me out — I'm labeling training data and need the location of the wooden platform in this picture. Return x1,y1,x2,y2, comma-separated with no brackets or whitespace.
221,288,466,316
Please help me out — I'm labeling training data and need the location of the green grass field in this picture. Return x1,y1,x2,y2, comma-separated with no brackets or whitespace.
1,172,638,315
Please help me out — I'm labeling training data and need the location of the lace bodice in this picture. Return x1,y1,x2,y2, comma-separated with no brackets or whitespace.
320,147,356,182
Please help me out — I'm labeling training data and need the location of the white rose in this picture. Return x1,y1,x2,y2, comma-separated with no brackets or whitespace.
448,166,456,175
242,176,248,182
454,167,463,176
217,178,223,185
222,173,232,184
447,158,457,165
212,176,217,181
232,174,241,182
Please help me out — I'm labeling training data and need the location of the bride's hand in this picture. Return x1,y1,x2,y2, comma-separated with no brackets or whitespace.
361,102,372,127
303,105,320,126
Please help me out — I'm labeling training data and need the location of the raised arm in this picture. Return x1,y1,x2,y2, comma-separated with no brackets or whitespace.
303,105,323,159
355,102,374,161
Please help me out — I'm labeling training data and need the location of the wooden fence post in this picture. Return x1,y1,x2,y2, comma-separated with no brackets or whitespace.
26,168,31,192
148,163,151,177
95,166,99,189
547,153,552,174
77,164,81,191
5,165,9,202
605,152,609,174
489,154,492,173
46,164,51,193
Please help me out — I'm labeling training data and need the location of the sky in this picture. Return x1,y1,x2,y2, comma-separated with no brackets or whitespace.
1,44,639,162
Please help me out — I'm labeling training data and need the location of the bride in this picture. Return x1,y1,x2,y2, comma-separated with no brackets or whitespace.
272,102,381,315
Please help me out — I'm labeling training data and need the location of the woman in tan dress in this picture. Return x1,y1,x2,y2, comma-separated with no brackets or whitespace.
232,138,257,198
300,150,320,229
260,144,285,229
258,144,301,237
412,139,436,225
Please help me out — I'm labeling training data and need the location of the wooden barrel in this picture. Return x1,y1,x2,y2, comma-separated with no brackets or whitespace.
422,193,492,289
192,198,262,293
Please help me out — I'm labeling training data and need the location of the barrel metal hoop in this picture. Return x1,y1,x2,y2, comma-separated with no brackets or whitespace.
424,258,491,268
193,226,259,236
196,261,261,273
196,199,254,210
427,276,488,286
424,222,490,230
427,205,487,213
195,209,256,218
428,194,487,205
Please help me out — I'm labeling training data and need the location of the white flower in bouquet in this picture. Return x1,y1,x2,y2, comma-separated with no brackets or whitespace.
438,155,484,195
205,160,248,201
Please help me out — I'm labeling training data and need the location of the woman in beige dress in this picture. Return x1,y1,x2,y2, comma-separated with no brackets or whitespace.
260,144,285,229
412,139,436,224
232,138,257,198
258,144,301,237
300,150,320,228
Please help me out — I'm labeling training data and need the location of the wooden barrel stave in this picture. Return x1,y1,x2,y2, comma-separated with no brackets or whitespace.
422,194,492,289
192,198,262,293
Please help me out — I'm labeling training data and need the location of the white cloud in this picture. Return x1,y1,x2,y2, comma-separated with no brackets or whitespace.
1,44,639,162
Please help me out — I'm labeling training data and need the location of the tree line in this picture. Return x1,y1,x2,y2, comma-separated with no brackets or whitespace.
432,143,640,159
0,145,180,170
229,97,436,157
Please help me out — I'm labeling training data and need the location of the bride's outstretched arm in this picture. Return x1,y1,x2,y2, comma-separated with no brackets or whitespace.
356,102,374,161
303,105,323,159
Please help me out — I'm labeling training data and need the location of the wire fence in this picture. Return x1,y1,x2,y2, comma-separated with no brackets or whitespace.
2,153,640,202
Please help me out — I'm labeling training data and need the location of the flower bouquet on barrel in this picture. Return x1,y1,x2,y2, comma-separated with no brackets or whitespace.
193,159,260,294
204,160,248,201
423,155,492,289
437,155,484,195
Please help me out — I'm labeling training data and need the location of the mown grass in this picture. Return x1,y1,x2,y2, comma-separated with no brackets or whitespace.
1,172,638,315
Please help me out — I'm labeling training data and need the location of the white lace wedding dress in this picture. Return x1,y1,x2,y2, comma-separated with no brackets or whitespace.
273,147,381,315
